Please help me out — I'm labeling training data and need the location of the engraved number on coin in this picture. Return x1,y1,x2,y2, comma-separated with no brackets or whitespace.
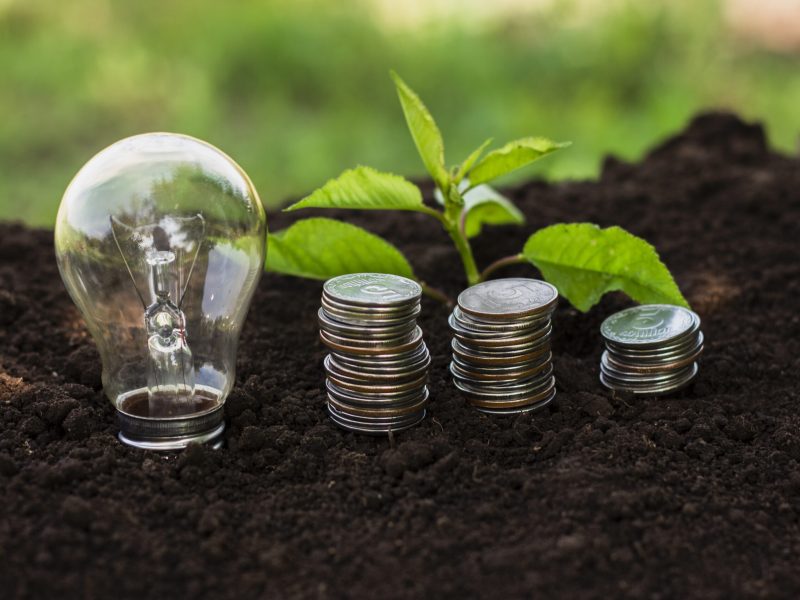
485,282,537,309
362,284,403,301
630,307,666,331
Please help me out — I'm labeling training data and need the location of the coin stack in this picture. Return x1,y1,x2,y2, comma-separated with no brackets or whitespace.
318,273,430,434
448,278,558,414
599,304,704,395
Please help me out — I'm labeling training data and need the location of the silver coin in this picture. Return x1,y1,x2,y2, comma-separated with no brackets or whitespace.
453,367,554,396
458,361,553,384
454,373,554,400
450,368,548,387
452,312,552,339
600,363,698,395
326,377,427,402
321,300,421,326
600,360,696,384
474,388,556,415
451,350,551,372
326,370,428,395
327,388,428,417
319,327,417,349
451,338,550,365
325,369,429,388
326,386,428,409
606,334,705,364
327,408,427,431
453,306,551,328
327,403,425,434
603,345,703,374
452,323,552,349
324,273,421,308
322,293,419,316
453,335,548,354
451,307,551,331
328,348,427,370
457,278,558,321
450,354,551,376
319,325,418,344
605,332,704,363
326,386,428,410
326,378,427,403
326,367,428,387
599,371,697,393
327,402,426,425
318,308,417,339
450,362,552,384
600,304,699,348
331,351,430,376
453,335,550,357
448,317,550,345
325,354,430,382
327,401,427,423
331,344,429,367
320,327,423,356
327,404,426,434
320,309,420,330
450,355,553,383
463,377,556,409
331,345,431,376
460,362,553,390
604,334,701,362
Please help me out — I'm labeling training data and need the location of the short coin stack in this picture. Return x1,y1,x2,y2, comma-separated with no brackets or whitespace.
319,273,430,434
448,278,558,414
600,304,703,395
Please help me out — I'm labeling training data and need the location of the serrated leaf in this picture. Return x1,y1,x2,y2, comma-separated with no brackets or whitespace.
266,217,414,280
390,71,449,190
462,184,524,238
285,166,424,212
454,138,493,183
522,223,689,312
468,137,570,187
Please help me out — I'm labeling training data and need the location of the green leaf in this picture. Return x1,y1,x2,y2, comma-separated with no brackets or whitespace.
468,137,571,186
454,138,493,183
462,184,524,238
433,178,467,206
390,71,449,190
285,166,424,213
266,217,415,280
522,223,689,312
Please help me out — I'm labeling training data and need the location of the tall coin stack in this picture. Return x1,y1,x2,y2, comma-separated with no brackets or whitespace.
448,278,558,414
319,273,430,434
600,304,703,395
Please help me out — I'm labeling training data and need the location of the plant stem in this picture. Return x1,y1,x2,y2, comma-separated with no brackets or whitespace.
478,253,526,282
445,223,481,286
419,281,454,307
415,205,447,223
426,185,480,287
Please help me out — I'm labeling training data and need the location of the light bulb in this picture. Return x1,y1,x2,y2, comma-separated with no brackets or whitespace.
55,133,267,450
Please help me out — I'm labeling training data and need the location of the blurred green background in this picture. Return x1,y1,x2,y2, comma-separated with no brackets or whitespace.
2,0,799,226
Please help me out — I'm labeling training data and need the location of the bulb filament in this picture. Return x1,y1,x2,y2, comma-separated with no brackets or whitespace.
144,251,196,408
110,216,204,416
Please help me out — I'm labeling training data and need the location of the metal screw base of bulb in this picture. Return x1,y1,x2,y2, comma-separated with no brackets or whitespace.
116,405,225,451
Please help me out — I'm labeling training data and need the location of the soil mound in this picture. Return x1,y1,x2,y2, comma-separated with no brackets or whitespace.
1,112,799,599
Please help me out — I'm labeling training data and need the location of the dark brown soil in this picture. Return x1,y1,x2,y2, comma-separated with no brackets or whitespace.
1,113,799,599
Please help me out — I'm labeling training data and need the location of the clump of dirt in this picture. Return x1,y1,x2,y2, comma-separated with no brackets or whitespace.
1,113,799,599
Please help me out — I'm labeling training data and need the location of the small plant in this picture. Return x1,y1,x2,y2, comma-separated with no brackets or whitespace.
266,71,688,311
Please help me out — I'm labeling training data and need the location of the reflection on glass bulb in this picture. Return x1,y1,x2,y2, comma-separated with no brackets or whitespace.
55,133,267,450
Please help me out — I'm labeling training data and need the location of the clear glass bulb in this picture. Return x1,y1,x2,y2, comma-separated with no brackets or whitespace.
55,133,267,450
